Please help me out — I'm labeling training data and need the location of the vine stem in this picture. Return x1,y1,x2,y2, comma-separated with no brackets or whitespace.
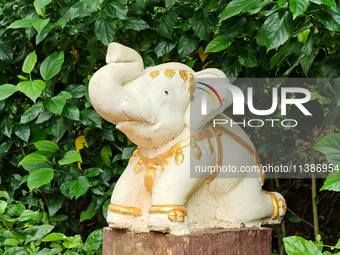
310,128,320,240
5,225,30,255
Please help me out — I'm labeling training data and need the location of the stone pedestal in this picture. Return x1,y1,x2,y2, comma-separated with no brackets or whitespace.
102,227,272,255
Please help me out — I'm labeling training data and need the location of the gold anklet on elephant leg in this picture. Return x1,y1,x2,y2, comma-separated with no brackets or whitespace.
149,205,187,222
262,190,280,219
108,204,141,216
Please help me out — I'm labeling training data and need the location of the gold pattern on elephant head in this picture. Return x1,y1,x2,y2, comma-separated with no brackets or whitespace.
188,73,196,95
164,69,175,79
179,70,188,81
149,70,160,79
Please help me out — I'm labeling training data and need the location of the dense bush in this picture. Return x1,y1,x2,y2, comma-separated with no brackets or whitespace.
0,0,339,254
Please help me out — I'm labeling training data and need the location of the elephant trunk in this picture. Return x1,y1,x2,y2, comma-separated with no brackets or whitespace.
89,43,144,124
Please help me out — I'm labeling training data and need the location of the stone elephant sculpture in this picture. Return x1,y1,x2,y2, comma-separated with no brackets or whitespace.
89,43,286,235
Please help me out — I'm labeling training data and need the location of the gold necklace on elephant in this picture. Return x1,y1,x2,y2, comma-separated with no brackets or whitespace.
129,136,190,193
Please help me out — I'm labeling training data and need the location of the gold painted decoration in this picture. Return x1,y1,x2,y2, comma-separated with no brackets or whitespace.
262,190,279,219
149,70,160,79
108,204,141,215
133,136,190,192
188,73,196,95
206,139,213,153
179,70,188,81
149,205,187,222
164,69,175,79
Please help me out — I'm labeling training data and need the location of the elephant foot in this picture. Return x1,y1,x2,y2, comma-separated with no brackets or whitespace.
262,191,286,220
107,204,149,232
147,205,190,235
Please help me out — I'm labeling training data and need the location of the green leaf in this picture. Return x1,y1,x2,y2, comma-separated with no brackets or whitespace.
52,117,67,141
22,51,37,74
94,17,116,46
63,235,83,248
40,51,65,81
35,0,53,11
320,171,340,191
7,18,34,29
314,133,340,166
24,224,55,244
84,229,103,255
156,12,178,39
32,18,50,33
335,238,340,249
14,124,30,142
105,1,127,19
261,12,294,50
80,109,102,128
316,6,340,32
63,103,80,120
220,17,247,39
0,40,13,61
191,9,215,41
205,36,234,53
84,167,103,178
28,164,53,189
36,110,53,124
17,80,46,102
0,200,7,216
48,193,65,216
283,236,322,255
0,112,13,138
36,25,53,45
69,176,89,199
82,0,103,9
20,102,44,123
19,153,47,166
101,145,112,167
34,140,59,153
65,85,87,98
42,233,67,242
310,0,336,8
0,84,18,100
154,40,177,58
221,57,242,79
286,213,302,222
80,202,97,222
17,210,39,221
289,0,309,19
178,34,198,58
238,49,257,67
44,91,72,115
58,150,82,165
122,144,137,159
63,2,96,20
122,17,149,30
220,0,271,21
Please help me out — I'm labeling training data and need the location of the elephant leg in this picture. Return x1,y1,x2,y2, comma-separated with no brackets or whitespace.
216,177,285,224
147,160,209,235
107,163,151,231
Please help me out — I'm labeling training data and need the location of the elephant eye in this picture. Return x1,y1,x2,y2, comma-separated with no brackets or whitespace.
162,89,171,96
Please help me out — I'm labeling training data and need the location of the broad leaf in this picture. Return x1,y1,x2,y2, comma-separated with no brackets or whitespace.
0,112,13,137
24,224,55,244
69,176,89,199
84,229,103,255
154,40,177,58
80,109,102,128
32,18,50,33
17,80,46,102
0,40,13,61
283,236,322,255
316,6,340,32
178,34,198,58
289,0,309,19
320,171,340,191
42,233,67,242
105,1,127,19
7,18,34,29
191,9,215,41
205,36,234,53
261,11,294,50
27,168,54,190
20,102,44,123
19,153,47,166
43,91,72,115
63,103,80,120
0,84,18,100
80,202,97,222
22,51,37,74
51,118,67,141
220,0,271,21
0,201,7,216
101,145,112,167
314,133,340,166
94,17,116,46
40,51,65,81
310,0,336,7
238,49,257,67
14,124,30,142
156,12,178,39
34,140,59,153
58,150,82,165
122,17,149,30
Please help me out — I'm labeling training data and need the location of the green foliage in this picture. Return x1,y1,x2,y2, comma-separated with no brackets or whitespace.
1,0,340,254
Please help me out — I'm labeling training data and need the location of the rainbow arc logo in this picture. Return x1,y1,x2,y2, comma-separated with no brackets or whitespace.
197,82,223,107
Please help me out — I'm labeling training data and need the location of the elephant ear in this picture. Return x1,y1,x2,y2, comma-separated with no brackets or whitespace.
184,68,233,132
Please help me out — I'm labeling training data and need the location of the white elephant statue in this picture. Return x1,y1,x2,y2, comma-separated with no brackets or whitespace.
89,43,286,235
